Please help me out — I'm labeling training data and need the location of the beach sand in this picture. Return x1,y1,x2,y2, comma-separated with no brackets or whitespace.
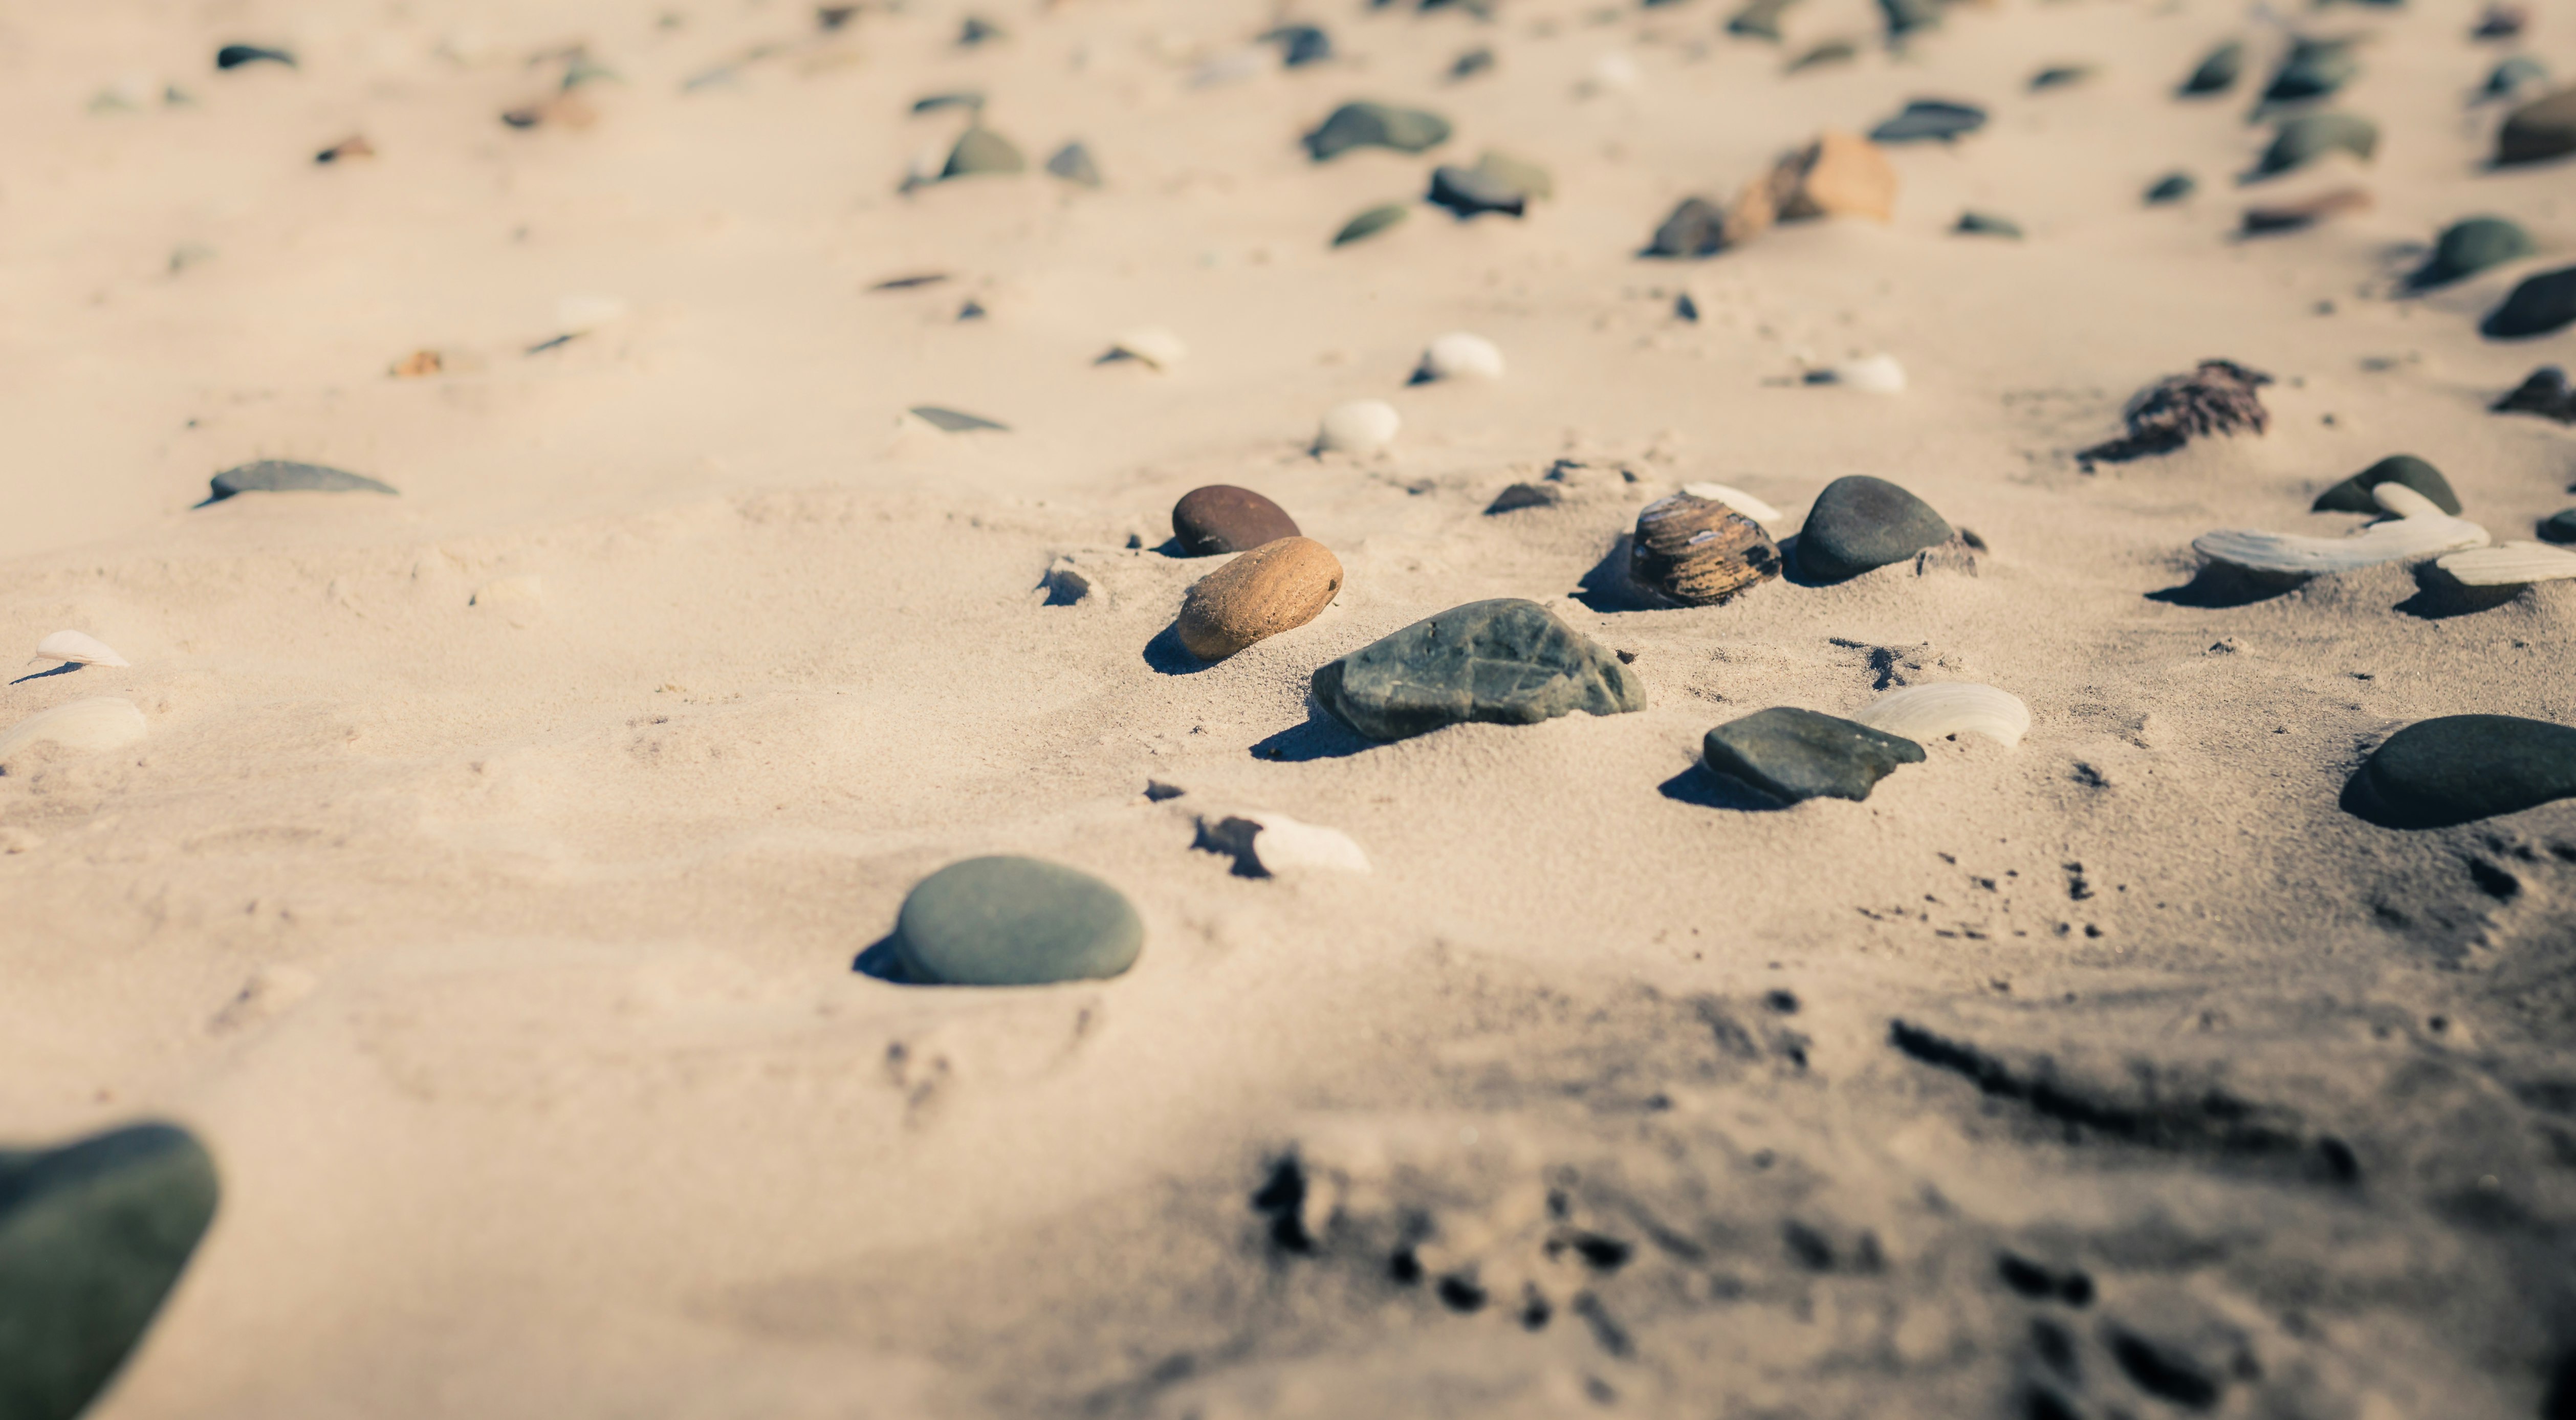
5,1,2576,1415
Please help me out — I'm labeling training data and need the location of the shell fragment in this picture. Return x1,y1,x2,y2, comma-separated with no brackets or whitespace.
1105,327,1188,371
33,631,129,668
1412,332,1505,383
1315,400,1401,454
2193,482,2487,578
1679,482,1786,526
1850,682,2032,749
2436,541,2576,587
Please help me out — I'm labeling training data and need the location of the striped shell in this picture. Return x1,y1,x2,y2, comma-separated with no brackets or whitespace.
1850,682,2032,749
2436,541,2576,586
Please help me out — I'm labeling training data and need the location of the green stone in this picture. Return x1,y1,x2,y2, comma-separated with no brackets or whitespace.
2542,509,2576,544
1303,102,1451,162
1955,210,2023,238
2311,455,2461,515
1796,476,1953,583
2359,715,2576,827
1471,150,1553,202
1044,141,1101,188
2257,112,2377,176
2180,40,2243,95
2410,216,2535,289
2497,85,2576,165
1311,598,1645,742
0,1124,219,1420
2145,172,2196,204
893,857,1143,986
1701,707,1925,804
941,127,1024,179
1727,0,1798,41
2262,38,2357,105
1331,204,1409,247
207,461,396,502
2482,266,2576,340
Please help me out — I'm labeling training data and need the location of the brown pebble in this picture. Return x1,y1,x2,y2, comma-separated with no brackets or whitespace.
1172,485,1300,556
390,349,444,378
1629,493,1780,606
1174,537,1343,660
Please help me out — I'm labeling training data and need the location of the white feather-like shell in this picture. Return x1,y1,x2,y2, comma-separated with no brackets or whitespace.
1415,332,1505,383
1241,813,1372,875
2192,483,2488,577
1851,682,2032,749
1819,354,1907,393
1679,482,1786,526
35,630,129,668
1316,400,1401,454
0,697,147,762
2436,541,2576,587
1107,326,1188,371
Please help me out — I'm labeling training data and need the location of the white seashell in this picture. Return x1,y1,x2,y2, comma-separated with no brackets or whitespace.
1233,813,1372,875
2193,484,2487,578
1851,683,2032,749
1316,399,1401,454
0,697,147,763
1413,332,1505,384
1106,326,1188,371
34,631,129,668
2435,541,2576,587
1678,482,1785,526
1814,355,1907,394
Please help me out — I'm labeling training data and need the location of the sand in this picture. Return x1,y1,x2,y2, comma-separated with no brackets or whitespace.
5,0,2576,1415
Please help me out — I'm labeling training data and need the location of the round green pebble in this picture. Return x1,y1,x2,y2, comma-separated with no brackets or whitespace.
893,856,1143,986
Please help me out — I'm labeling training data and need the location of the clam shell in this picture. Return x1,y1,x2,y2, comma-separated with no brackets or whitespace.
1629,493,1781,606
1235,813,1372,875
0,697,147,763
34,631,129,668
2193,484,2487,577
1850,682,2031,749
1413,332,1504,383
1107,326,1188,371
1679,482,1786,526
2436,541,2576,586
1316,400,1401,454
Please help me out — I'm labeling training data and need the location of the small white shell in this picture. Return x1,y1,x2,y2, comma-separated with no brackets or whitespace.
1678,482,1786,526
1107,326,1188,371
1239,813,1371,875
1817,354,1907,394
0,697,147,763
34,631,129,668
1316,399,1401,454
1851,682,2032,749
2193,486,2487,578
1414,332,1505,383
2436,541,2576,587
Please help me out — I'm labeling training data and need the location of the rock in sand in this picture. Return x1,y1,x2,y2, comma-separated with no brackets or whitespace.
2354,715,2576,827
2180,40,2244,96
1045,142,1102,187
206,461,398,501
2541,509,2576,543
1311,599,1645,742
1955,210,2023,238
2257,113,2377,176
2145,172,2197,204
2497,86,2576,165
1334,204,1410,247
1701,706,1925,804
1304,102,1451,161
2494,366,2575,422
892,857,1143,985
1796,476,1954,582
2482,266,2576,339
2410,216,2535,289
1868,99,1985,144
942,127,1025,179
2312,455,2461,515
1176,538,1343,661
1173,486,1300,555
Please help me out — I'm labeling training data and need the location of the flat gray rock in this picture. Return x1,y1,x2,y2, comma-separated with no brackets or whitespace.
1303,102,1451,162
2482,265,2576,339
893,856,1143,985
1868,99,1985,144
206,461,397,502
0,1123,219,1420
1701,706,1925,804
1312,598,1645,742
1796,475,1954,582
2409,216,2534,290
2354,714,2576,827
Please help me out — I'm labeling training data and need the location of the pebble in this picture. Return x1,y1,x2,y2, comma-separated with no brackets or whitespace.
2029,65,2093,92
957,15,1004,46
1867,99,1985,144
1315,400,1401,454
1728,0,1796,41
1311,598,1646,742
1486,482,1564,513
2541,509,2576,543
1629,493,1781,606
941,127,1024,179
1428,164,1523,218
911,92,984,115
2482,266,2576,339
2484,57,2550,103
1771,132,1897,223
1197,813,1371,876
2257,113,2377,176
2313,455,2462,516
215,43,294,69
315,135,375,164
2497,86,2576,165
34,631,129,669
1261,24,1333,68
2494,366,2576,423
891,857,1144,985
2356,715,2576,827
1955,210,2023,239
1796,475,1953,582
1173,486,1301,555
1879,0,1940,38
2242,187,2372,235
1176,537,1343,660
2180,40,2243,95
0,1123,220,1420
1304,102,1452,162
1104,327,1187,370
1786,39,1859,73
1045,142,1102,187
2474,4,2528,39
1333,204,1410,247
2145,172,2197,204
1412,332,1504,383
0,698,147,767
1700,706,1925,804
206,461,398,501
1449,48,1496,81
908,405,1009,432
1805,354,1907,393
1645,197,1726,258
2262,38,2358,106
2409,216,2534,289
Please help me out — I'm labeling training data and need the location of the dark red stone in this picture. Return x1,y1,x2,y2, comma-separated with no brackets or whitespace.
1171,486,1300,556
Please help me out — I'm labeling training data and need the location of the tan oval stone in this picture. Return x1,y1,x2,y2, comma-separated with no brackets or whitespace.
1175,537,1343,661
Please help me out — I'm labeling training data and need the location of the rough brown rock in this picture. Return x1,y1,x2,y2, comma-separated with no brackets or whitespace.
1174,537,1342,660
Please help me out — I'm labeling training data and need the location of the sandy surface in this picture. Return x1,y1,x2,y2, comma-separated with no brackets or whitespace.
5,1,2576,1415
